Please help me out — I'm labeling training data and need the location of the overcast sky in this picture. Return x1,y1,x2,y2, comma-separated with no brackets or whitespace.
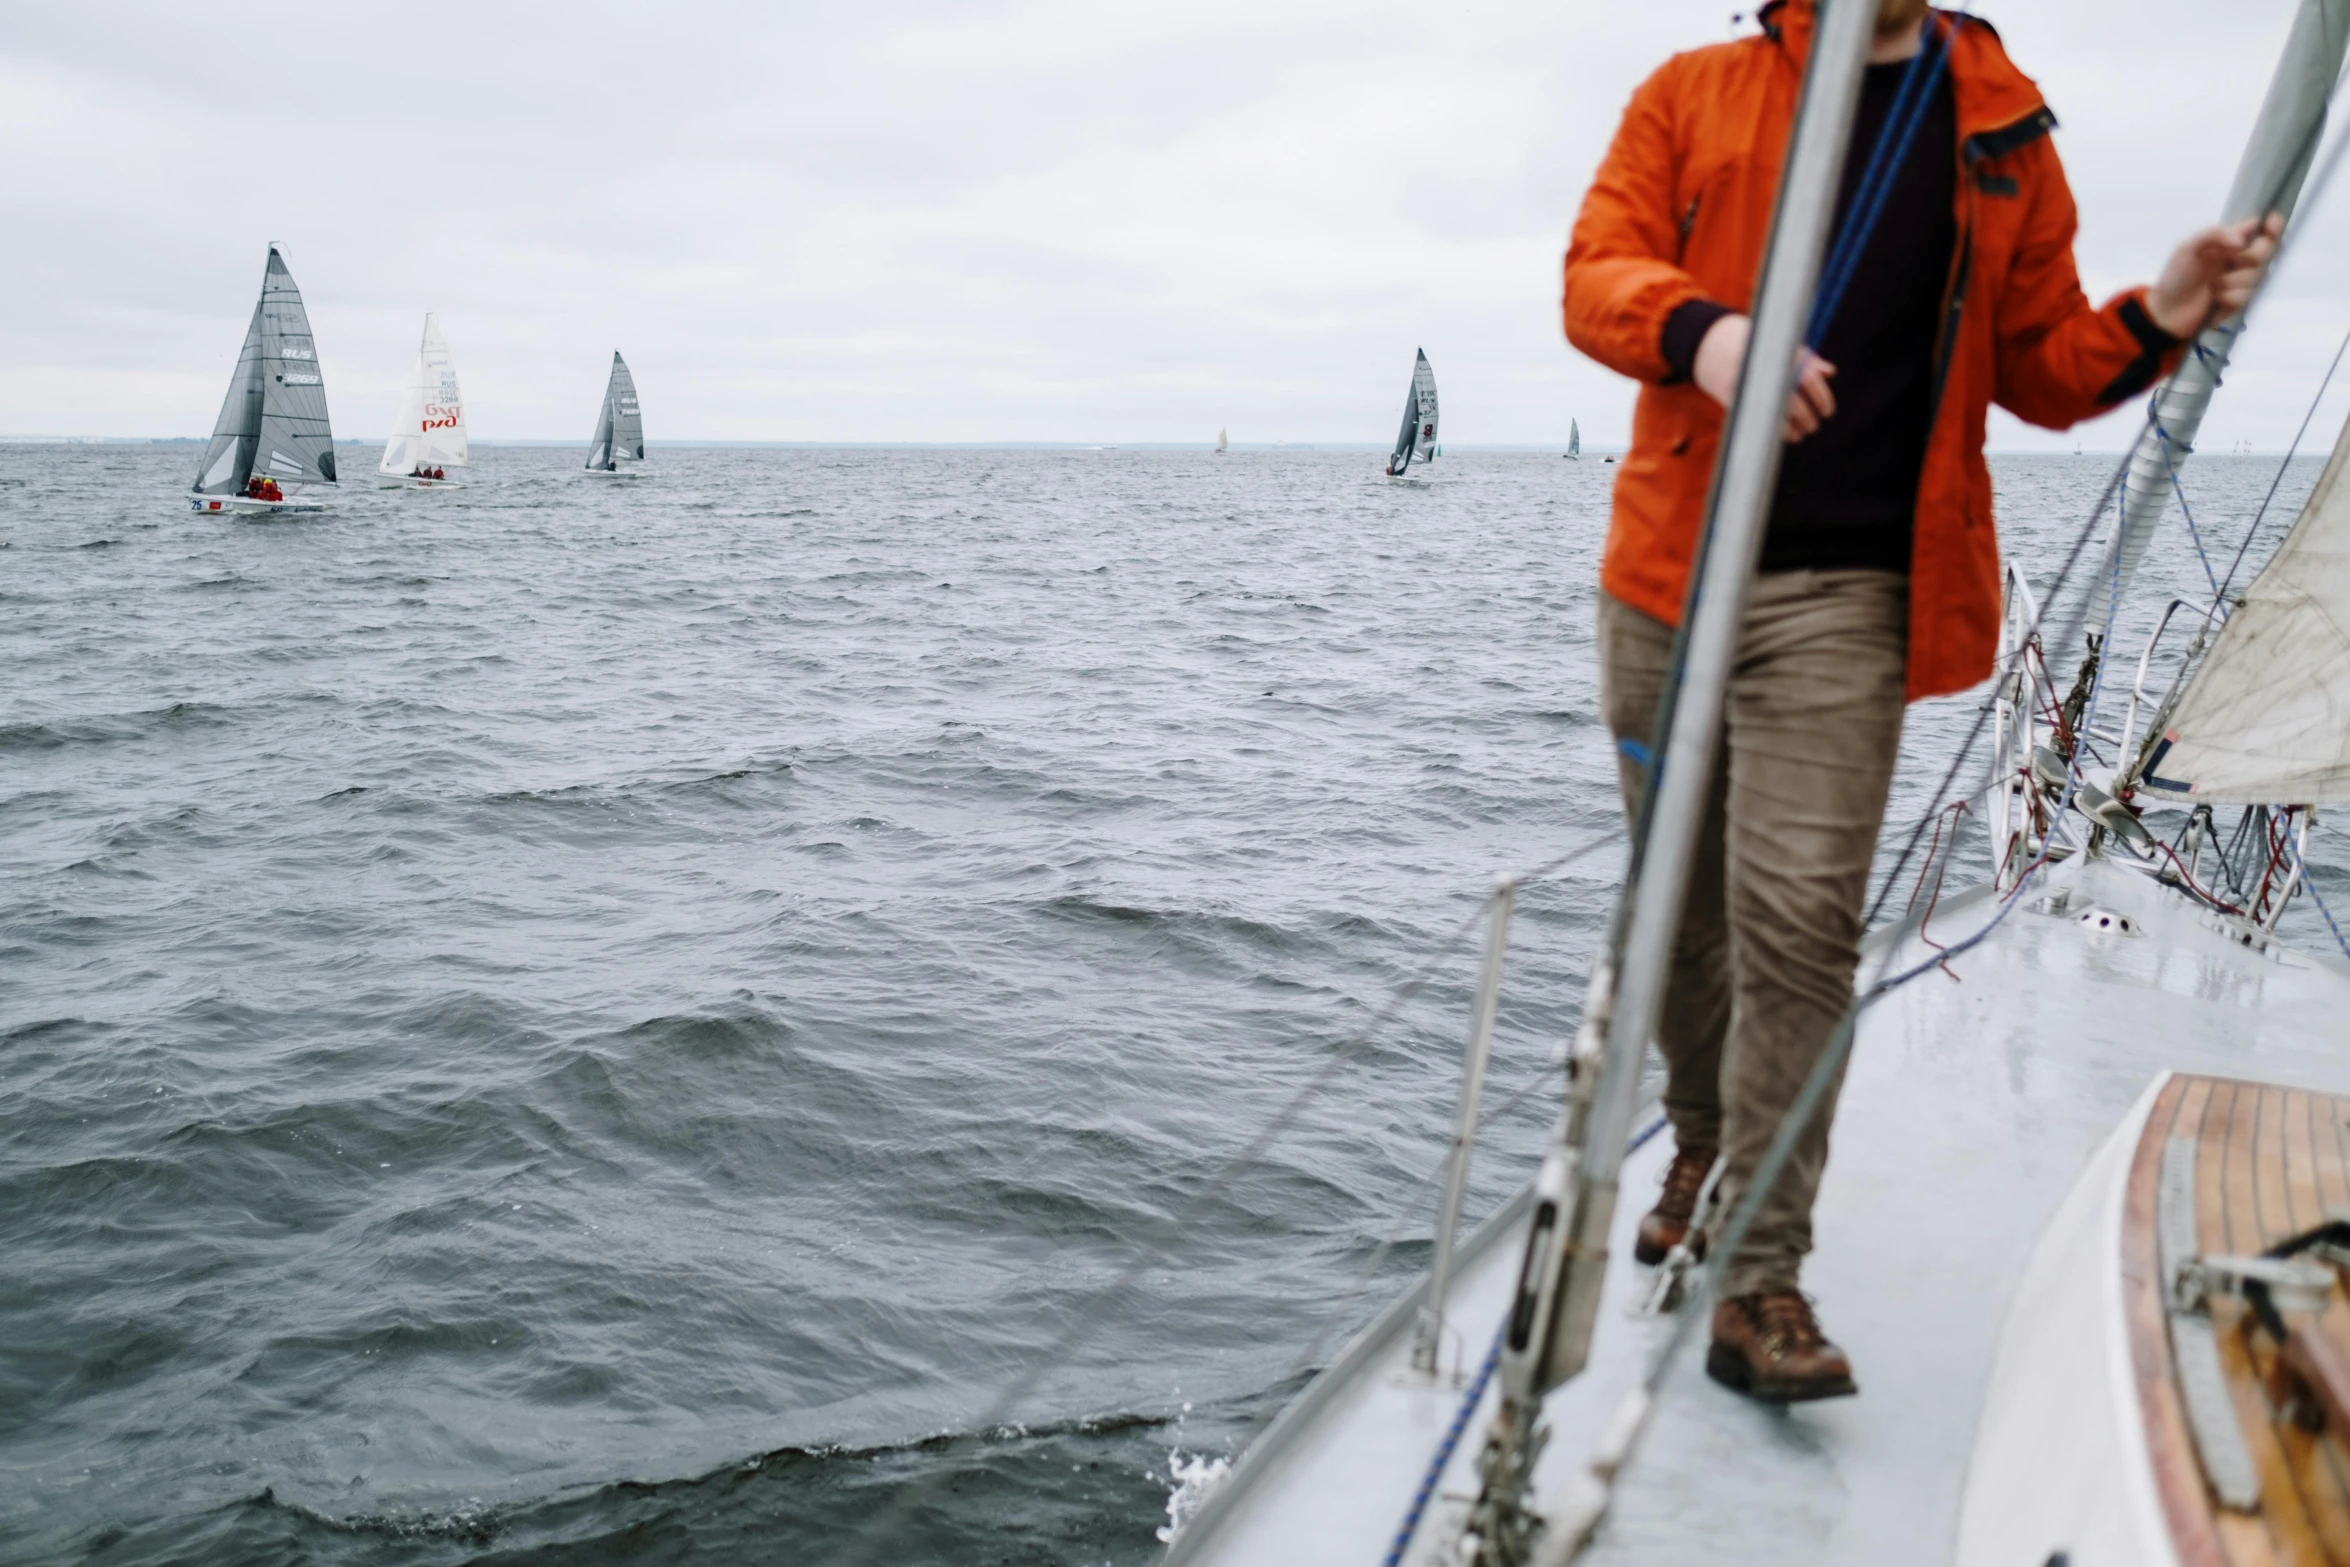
7,1,2350,448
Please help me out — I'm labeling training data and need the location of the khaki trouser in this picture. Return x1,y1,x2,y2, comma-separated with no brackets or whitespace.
1598,570,1907,1299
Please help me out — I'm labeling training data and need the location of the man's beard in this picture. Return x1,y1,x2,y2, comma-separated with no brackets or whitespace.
1876,0,1930,34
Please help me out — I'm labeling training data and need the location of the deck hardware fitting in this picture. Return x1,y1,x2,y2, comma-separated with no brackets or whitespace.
2159,1137,2265,1510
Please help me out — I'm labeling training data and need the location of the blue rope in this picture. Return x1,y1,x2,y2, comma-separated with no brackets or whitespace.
1807,13,1961,348
1383,1322,1507,1567
1378,1114,1665,1567
1628,1112,1668,1154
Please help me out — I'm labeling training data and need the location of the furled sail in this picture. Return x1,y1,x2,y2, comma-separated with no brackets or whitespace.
379,314,467,475
587,352,642,470
194,247,336,493
2146,409,2350,804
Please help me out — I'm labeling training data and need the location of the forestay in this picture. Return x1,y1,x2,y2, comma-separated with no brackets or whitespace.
379,315,467,475
2147,406,2350,804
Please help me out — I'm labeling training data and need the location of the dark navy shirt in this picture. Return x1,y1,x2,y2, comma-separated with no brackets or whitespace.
1663,59,1958,574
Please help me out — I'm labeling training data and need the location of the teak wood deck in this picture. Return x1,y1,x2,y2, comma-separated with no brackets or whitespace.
2126,1075,2350,1566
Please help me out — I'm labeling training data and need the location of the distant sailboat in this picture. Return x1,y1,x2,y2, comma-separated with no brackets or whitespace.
1215,427,1229,454
1567,418,1582,460
188,246,337,515
584,352,645,478
1383,349,1439,478
379,314,467,487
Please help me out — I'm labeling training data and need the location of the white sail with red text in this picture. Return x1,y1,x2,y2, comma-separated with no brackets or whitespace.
379,314,468,477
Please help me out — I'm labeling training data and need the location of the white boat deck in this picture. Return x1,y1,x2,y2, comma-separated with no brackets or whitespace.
1166,853,2350,1566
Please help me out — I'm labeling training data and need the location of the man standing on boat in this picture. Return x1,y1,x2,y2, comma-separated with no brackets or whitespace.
1563,0,2276,1402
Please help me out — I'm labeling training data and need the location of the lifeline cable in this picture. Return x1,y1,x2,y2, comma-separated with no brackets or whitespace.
1866,51,2350,929
829,836,1620,1567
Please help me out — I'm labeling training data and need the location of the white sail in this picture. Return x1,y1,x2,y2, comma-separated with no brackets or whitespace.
378,314,467,476
1216,427,1228,453
1569,418,1581,460
2145,406,2350,804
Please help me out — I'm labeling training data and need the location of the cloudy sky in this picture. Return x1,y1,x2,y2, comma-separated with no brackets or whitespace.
7,0,2349,448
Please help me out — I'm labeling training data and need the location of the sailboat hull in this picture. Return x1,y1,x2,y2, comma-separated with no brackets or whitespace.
378,477,465,490
1166,855,2350,1566
1961,1068,2350,1567
188,493,330,515
582,468,650,481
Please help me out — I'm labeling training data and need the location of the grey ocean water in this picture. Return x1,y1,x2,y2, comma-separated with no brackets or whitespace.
4,443,2343,1565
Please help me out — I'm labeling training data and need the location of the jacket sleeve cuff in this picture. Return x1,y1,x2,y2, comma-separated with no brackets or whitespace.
2097,293,2183,406
1660,298,1735,386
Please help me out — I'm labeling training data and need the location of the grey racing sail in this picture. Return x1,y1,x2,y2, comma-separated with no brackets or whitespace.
1569,418,1581,460
1411,350,1438,463
586,352,643,470
1386,349,1437,475
193,247,336,494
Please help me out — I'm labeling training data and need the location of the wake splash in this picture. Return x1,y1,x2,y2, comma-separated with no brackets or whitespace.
1156,1450,1233,1544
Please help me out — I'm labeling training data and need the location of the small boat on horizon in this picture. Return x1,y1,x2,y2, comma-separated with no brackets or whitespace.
379,314,467,488
1383,350,1439,479
584,352,646,479
188,246,337,516
1216,427,1229,454
1566,418,1581,460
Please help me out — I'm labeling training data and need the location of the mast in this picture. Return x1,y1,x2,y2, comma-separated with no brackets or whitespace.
2085,0,2350,628
1464,0,1878,1552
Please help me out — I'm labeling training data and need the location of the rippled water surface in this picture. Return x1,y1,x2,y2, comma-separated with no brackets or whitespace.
4,443,2343,1565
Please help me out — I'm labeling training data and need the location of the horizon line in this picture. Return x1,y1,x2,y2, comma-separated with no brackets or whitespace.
0,436,2286,457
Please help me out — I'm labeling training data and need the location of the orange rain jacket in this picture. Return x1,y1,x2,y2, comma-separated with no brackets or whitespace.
1564,0,2183,701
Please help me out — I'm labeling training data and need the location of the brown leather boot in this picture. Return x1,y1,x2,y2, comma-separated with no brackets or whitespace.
1706,1290,1857,1403
1633,1142,1717,1265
